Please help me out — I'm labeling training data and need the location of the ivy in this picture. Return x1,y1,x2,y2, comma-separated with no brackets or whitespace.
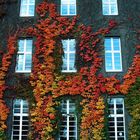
125,77,140,140
0,0,140,139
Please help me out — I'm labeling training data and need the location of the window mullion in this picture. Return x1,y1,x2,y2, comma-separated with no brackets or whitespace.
75,115,77,140
114,99,118,140
123,99,126,140
19,100,23,140
67,100,69,140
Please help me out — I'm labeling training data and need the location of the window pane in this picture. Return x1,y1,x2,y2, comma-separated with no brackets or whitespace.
16,55,24,71
23,108,28,113
116,98,123,104
69,103,75,113
29,0,35,4
70,5,76,15
111,4,118,15
20,5,27,16
62,53,67,61
114,53,121,70
105,38,111,51
62,40,68,51
114,63,121,70
22,136,28,139
29,5,35,16
14,104,20,109
103,0,109,2
70,0,76,4
69,39,75,51
25,54,32,70
117,117,123,122
13,131,19,135
69,53,75,60
13,126,20,129
117,108,123,114
117,127,124,132
69,63,75,70
18,40,24,52
13,136,19,140
62,64,67,71
105,53,113,70
111,0,116,2
22,131,28,135
14,109,20,113
14,116,20,121
103,5,109,15
69,54,75,70
21,0,28,5
62,58,67,70
113,38,120,51
61,5,68,15
109,99,114,104
26,40,32,52
61,0,68,4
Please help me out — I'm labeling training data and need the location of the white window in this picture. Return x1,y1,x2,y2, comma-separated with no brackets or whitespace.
59,100,77,140
20,0,35,17
108,98,126,140
61,0,76,16
62,39,76,72
11,99,29,140
105,37,122,72
102,0,118,15
16,39,32,73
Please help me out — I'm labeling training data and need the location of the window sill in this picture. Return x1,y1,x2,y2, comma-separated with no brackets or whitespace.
103,14,118,16
15,71,31,73
60,14,77,16
105,70,123,72
19,15,34,17
62,70,77,73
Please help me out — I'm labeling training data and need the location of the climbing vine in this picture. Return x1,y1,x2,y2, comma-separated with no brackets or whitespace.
0,35,17,138
125,77,140,140
0,0,140,139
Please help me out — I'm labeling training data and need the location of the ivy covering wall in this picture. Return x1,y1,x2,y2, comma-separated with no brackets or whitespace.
0,0,140,139
125,77,140,140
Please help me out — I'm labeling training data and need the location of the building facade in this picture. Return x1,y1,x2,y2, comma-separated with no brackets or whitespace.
0,0,140,140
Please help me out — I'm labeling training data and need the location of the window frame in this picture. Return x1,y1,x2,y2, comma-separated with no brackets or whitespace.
108,98,126,140
11,99,29,140
16,39,33,73
60,0,77,16
62,39,76,73
105,37,122,72
59,100,77,140
102,0,118,15
19,0,35,17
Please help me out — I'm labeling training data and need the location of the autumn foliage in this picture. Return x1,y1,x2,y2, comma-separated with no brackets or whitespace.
0,0,140,139
0,35,17,133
